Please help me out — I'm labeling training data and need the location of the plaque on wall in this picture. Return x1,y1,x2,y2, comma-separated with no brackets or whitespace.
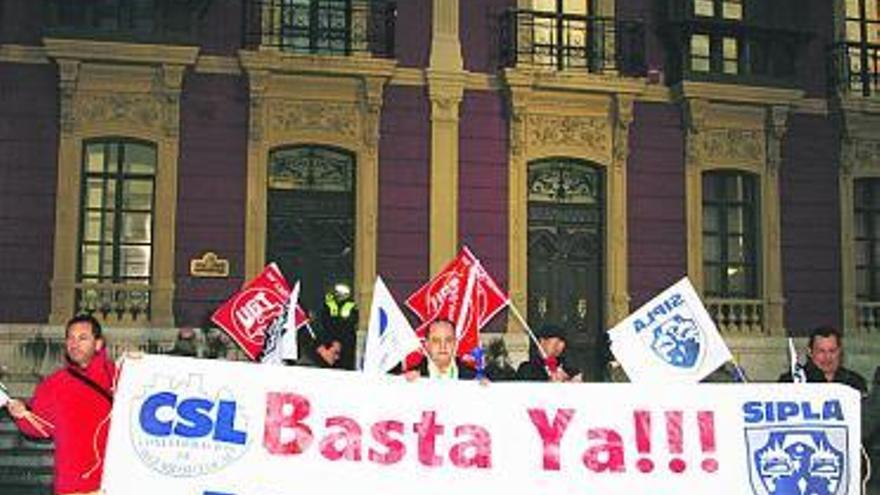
189,252,230,278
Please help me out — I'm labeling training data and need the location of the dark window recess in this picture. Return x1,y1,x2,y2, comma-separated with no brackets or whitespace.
44,0,209,44
855,179,880,301
244,0,396,58
702,171,760,299
661,0,810,86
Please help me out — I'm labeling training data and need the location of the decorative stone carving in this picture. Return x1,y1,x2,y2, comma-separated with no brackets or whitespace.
527,114,609,156
702,128,764,164
190,252,230,278
57,59,80,135
842,138,880,175
765,106,791,175
612,95,634,168
270,101,358,138
76,94,163,129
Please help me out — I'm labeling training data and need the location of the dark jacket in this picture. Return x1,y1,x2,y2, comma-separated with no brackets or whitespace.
778,360,868,395
415,358,478,380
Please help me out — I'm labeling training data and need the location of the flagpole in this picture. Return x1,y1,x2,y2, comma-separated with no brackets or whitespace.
506,301,548,361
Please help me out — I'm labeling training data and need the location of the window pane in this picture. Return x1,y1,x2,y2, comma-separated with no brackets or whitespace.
857,268,870,299
562,0,587,15
86,179,105,209
121,212,152,243
856,212,869,238
120,245,151,278
703,205,720,231
694,0,714,17
86,145,105,173
727,207,744,233
857,240,871,265
722,0,742,20
690,34,710,72
123,180,154,210
704,235,722,261
81,245,100,277
727,235,746,263
728,266,750,295
723,37,738,75
84,211,104,242
124,143,156,174
704,265,722,295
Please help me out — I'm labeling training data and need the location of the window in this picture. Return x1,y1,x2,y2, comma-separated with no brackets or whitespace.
687,0,741,76
78,140,156,313
702,171,759,298
45,0,197,41
855,179,880,300
278,0,350,53
842,0,880,94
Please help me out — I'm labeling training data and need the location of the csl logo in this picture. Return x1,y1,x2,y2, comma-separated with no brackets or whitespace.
131,376,250,478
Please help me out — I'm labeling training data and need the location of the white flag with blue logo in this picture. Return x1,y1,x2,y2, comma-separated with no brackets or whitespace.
608,277,733,383
259,281,302,365
363,276,422,375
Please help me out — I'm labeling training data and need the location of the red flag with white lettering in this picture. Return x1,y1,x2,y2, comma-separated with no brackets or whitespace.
211,263,309,361
405,247,508,359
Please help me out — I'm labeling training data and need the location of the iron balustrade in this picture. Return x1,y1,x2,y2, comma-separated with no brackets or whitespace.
500,9,646,76
244,0,396,58
830,39,880,97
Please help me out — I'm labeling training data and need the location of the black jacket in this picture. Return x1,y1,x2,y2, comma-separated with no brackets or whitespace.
415,358,478,380
778,360,867,395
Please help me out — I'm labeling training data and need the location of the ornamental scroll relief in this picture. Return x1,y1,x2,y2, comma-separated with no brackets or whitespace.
269,101,359,139
700,128,764,165
527,114,610,158
842,138,880,174
74,93,163,131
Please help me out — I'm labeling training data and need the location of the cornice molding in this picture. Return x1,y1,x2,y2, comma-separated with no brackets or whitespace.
0,44,48,64
503,67,647,96
194,55,241,75
673,81,804,107
238,49,396,79
43,38,199,66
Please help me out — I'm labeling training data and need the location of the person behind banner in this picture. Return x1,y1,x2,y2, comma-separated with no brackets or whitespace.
4,314,116,495
778,326,867,394
516,323,571,382
292,328,342,369
405,319,477,380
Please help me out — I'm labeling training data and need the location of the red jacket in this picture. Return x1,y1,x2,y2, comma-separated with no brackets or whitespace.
15,350,116,494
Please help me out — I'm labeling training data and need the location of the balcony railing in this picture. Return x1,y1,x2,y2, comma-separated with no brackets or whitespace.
43,0,209,44
829,41,880,97
244,0,396,58
706,297,765,333
75,282,151,323
500,9,646,76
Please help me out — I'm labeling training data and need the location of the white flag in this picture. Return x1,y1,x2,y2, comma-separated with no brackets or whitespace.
788,337,806,383
0,382,8,409
607,277,733,383
260,281,302,365
363,277,422,375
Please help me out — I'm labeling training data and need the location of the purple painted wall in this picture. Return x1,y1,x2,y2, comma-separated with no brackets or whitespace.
459,90,509,331
174,73,249,326
395,0,431,68
199,0,244,56
378,85,430,301
460,0,513,73
0,0,42,44
780,114,841,335
627,102,687,308
0,64,58,322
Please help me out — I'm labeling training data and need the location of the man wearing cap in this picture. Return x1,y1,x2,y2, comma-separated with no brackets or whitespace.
516,323,570,382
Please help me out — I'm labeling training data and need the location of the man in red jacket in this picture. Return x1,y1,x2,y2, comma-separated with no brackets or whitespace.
5,314,116,495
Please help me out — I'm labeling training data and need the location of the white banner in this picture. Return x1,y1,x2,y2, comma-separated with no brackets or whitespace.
608,277,733,383
104,355,862,495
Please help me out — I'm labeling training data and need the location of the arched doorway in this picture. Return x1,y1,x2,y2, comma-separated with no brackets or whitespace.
266,145,355,313
527,157,606,379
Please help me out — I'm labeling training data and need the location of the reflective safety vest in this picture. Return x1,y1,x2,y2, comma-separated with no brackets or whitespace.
325,292,356,319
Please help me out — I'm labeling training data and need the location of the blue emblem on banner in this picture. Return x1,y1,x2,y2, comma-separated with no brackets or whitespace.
648,314,701,369
746,426,848,495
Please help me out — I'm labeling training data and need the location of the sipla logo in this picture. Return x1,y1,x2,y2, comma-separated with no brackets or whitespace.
130,375,251,478
746,428,848,495
646,314,703,370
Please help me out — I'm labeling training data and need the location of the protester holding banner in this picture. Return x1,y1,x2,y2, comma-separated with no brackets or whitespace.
778,326,867,394
406,319,477,380
5,314,115,495
515,323,570,382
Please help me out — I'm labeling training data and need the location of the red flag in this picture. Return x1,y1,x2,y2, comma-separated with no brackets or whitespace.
405,247,508,357
211,263,309,361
